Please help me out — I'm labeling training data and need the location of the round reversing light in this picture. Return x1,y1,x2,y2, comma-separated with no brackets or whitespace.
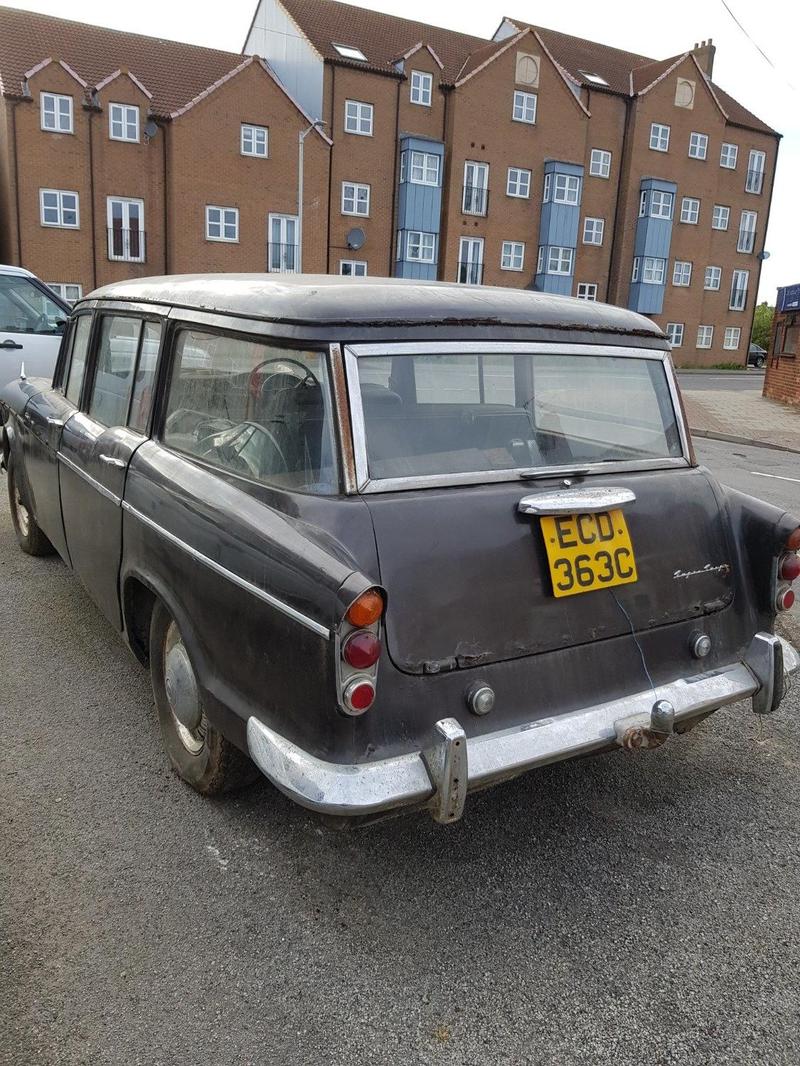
779,554,800,583
342,631,381,669
343,677,375,715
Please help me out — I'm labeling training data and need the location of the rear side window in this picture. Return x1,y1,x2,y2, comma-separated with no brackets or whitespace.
88,316,140,427
128,321,162,434
65,315,92,405
162,329,337,494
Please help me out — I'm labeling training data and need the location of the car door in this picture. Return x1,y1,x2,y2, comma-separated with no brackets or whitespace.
58,312,162,627
0,271,69,389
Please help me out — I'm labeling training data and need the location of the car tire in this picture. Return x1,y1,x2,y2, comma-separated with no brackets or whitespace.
7,455,54,557
756,356,765,369
149,599,258,795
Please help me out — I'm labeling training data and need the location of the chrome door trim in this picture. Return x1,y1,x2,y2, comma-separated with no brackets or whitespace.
518,487,636,515
57,451,121,506
348,341,670,358
120,501,331,640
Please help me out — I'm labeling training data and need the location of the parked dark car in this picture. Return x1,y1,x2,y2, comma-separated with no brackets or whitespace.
747,343,767,369
2,275,798,823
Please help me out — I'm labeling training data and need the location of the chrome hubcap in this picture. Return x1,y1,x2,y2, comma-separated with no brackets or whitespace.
163,621,206,754
14,484,30,538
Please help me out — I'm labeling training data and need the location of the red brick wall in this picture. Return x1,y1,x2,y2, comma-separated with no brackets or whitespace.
764,310,800,406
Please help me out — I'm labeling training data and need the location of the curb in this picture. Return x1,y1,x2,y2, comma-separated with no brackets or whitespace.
689,428,800,456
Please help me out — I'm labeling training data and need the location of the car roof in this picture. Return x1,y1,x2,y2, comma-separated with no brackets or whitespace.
84,274,665,341
0,264,36,277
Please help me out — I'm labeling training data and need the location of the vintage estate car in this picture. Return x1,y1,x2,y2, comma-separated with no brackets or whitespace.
2,275,799,824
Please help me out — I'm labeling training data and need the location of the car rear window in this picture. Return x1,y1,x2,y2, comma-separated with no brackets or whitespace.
354,350,682,481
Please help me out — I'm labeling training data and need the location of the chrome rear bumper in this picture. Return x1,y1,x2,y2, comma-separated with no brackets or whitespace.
246,633,799,823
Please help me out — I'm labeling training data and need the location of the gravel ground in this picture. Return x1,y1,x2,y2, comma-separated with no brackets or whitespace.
2,478,800,1066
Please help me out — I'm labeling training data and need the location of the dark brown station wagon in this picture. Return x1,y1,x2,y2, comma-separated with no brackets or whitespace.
2,275,798,823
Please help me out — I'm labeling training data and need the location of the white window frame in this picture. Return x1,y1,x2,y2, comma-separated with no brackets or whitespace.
512,90,537,124
268,214,299,273
649,190,673,219
506,167,531,198
241,123,268,157
40,92,73,134
737,210,757,253
39,189,79,228
666,323,684,348
406,231,436,263
680,197,700,224
576,283,598,301
409,151,440,186
107,196,145,262
589,149,611,178
341,181,370,217
551,173,581,205
704,266,721,291
458,236,484,285
672,260,692,287
410,70,433,106
746,149,765,193
720,142,738,169
688,132,708,160
109,103,140,143
546,246,574,276
47,282,82,303
205,205,239,242
339,260,368,276
642,257,666,285
500,240,525,272
631,258,640,283
649,123,670,152
712,204,730,231
730,269,749,311
582,217,604,245
723,327,742,350
344,100,373,136
697,325,714,349
333,43,367,61
463,161,489,215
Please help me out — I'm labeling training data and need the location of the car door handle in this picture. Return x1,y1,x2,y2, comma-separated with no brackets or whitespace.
98,454,127,468
0,339,24,350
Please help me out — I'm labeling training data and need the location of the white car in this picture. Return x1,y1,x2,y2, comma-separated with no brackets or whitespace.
0,265,70,390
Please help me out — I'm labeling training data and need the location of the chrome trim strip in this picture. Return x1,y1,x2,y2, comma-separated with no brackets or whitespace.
245,633,799,819
120,501,331,640
57,451,121,506
349,342,670,358
518,486,636,515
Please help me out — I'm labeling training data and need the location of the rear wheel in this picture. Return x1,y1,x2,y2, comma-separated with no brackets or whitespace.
149,600,257,794
755,355,766,369
7,455,54,556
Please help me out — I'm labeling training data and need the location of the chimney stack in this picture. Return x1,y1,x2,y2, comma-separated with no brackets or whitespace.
692,38,715,78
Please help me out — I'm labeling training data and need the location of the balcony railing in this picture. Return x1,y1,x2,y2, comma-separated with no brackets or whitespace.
457,259,484,285
737,228,757,254
745,169,764,194
107,227,146,263
462,184,489,217
268,242,299,273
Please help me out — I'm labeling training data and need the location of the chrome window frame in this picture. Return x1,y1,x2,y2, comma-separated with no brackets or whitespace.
342,341,691,494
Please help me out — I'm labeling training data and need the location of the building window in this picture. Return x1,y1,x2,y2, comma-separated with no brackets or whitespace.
457,237,484,285
241,123,268,157
341,181,370,216
109,103,139,142
730,269,749,311
410,71,433,106
268,214,298,272
723,326,742,350
680,197,700,224
463,161,489,216
500,240,525,271
672,260,692,287
340,260,367,276
712,204,730,230
649,190,673,219
666,323,684,348
746,149,765,193
512,90,537,124
40,189,79,228
720,142,738,169
333,43,367,61
409,151,440,186
41,92,73,133
582,217,604,245
697,325,714,349
737,210,757,253
631,258,640,283
107,197,145,261
589,149,611,178
406,231,436,262
47,282,82,303
576,283,597,301
704,265,722,291
344,100,373,136
545,173,581,205
649,123,670,152
507,167,531,198
634,256,665,285
544,246,574,275
205,205,239,242
688,132,708,159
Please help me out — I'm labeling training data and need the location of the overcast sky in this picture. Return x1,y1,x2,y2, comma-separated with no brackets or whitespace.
6,0,799,302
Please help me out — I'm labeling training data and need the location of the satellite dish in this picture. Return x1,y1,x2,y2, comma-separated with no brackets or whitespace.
758,250,770,261
144,119,159,139
347,227,366,250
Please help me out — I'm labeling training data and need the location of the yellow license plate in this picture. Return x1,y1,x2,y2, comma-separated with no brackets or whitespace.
540,509,637,598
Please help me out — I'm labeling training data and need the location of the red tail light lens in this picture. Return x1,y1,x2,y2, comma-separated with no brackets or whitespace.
787,528,800,552
780,553,800,582
346,589,384,628
776,586,795,612
343,678,375,714
342,631,381,669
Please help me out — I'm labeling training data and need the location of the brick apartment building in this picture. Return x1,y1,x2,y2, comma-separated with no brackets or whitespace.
0,1,780,366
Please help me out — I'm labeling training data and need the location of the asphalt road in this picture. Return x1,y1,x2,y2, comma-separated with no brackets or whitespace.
3,457,800,1066
677,370,765,392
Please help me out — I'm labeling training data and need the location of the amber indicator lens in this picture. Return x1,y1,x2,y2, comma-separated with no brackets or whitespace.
780,553,800,582
346,589,384,628
787,528,800,552
342,631,381,669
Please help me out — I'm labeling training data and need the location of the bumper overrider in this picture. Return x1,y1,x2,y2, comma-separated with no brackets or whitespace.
247,633,800,824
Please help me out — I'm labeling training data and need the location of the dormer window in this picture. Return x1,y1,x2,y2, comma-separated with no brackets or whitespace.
578,70,608,86
41,92,73,134
333,43,367,61
410,71,433,106
109,103,140,143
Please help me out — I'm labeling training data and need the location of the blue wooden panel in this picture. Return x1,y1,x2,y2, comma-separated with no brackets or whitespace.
534,273,572,296
397,136,444,236
628,281,665,315
634,217,672,259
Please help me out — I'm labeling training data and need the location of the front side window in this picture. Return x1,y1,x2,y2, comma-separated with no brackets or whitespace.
650,123,670,152
352,348,683,482
41,92,73,133
507,167,531,198
704,265,722,291
672,260,692,287
712,204,730,230
730,269,749,311
109,103,139,142
88,316,142,427
410,70,433,106
407,231,436,262
40,189,79,228
341,181,370,216
340,260,368,276
512,91,537,124
737,210,757,253
746,149,765,193
241,123,268,157
500,240,524,271
576,283,597,301
163,331,337,494
720,142,738,169
206,205,239,242
64,315,92,405
344,99,373,136
688,132,708,159
697,325,714,348
582,217,604,245
666,323,684,348
589,149,611,178
724,326,742,350
0,273,67,337
107,197,145,262
409,151,440,186
649,190,673,219
642,257,666,285
680,197,700,224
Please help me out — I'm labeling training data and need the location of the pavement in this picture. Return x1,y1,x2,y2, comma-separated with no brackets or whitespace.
3,462,800,1065
678,371,800,453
